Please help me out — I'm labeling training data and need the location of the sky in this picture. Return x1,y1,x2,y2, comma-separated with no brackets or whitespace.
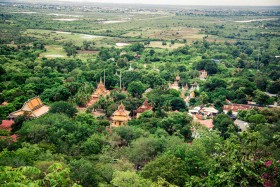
54,0,280,6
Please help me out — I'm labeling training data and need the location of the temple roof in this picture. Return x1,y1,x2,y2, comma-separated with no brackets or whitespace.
92,79,110,96
112,103,130,118
111,102,131,121
9,96,49,119
136,100,153,113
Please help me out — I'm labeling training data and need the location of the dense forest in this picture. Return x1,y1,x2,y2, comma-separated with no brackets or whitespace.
0,1,279,186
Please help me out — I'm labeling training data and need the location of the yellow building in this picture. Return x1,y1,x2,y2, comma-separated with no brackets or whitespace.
88,79,110,106
9,96,49,119
110,103,131,127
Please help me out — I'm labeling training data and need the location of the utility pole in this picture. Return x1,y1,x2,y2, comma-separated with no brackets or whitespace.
257,47,262,70
104,70,106,87
115,70,122,89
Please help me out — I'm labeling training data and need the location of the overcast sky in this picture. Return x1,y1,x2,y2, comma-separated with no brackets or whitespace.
54,0,280,6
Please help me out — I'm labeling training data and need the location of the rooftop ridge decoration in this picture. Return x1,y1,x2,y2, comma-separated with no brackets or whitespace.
87,77,110,106
110,102,131,127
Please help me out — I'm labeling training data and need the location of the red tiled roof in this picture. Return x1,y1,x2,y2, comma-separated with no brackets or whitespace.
198,119,214,129
1,134,18,142
10,134,18,141
223,104,262,112
136,100,153,113
0,120,14,130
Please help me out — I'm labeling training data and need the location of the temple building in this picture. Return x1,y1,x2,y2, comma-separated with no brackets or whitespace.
135,99,153,118
88,79,110,106
190,91,195,98
168,75,181,90
110,103,131,127
182,83,189,91
199,70,208,79
190,82,199,92
9,96,49,119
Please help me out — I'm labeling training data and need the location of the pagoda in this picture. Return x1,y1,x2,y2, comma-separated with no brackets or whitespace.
88,79,110,106
168,75,180,90
110,102,131,127
135,99,153,118
190,82,199,92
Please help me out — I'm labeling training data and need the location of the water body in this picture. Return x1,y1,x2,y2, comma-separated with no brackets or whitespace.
53,18,79,21
234,18,278,23
11,12,36,14
54,31,102,39
101,20,128,24
48,13,82,18
116,43,130,47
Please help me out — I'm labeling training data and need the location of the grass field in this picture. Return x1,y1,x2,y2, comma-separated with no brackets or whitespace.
25,29,105,46
40,45,66,58
123,27,205,40
146,41,185,49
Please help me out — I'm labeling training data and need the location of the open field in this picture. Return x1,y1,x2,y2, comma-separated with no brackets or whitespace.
24,29,105,46
146,41,185,49
40,45,67,58
123,27,205,40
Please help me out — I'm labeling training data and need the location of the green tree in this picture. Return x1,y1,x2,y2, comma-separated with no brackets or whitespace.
213,114,237,138
254,90,273,106
49,101,78,117
170,97,186,111
126,136,164,167
141,154,187,186
70,159,98,186
127,81,148,98
111,171,151,187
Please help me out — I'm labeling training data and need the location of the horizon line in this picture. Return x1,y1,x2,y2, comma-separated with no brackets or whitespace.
2,0,280,7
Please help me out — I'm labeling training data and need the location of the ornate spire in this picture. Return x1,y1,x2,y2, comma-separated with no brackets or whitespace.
118,102,125,110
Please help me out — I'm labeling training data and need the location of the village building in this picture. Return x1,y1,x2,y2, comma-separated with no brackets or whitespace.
199,70,208,79
189,106,218,119
8,96,49,119
197,119,214,129
191,118,214,138
223,103,262,116
135,99,153,118
0,120,14,131
189,106,201,115
110,102,131,127
200,106,219,118
88,79,110,106
234,119,249,132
